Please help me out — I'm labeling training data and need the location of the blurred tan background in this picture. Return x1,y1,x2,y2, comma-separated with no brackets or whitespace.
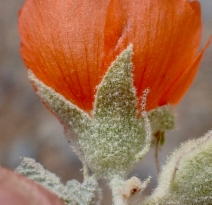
0,0,212,204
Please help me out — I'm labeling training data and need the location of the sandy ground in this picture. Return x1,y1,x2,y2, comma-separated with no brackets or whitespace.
0,1,212,204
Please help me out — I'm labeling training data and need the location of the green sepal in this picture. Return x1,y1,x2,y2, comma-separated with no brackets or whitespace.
29,71,92,159
29,46,175,179
93,44,136,119
29,70,91,136
148,105,174,133
84,46,148,176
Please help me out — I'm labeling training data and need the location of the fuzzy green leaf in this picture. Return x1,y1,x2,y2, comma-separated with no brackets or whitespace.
15,158,77,205
143,130,212,205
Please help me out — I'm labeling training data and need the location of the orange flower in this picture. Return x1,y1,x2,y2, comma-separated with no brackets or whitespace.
19,0,209,113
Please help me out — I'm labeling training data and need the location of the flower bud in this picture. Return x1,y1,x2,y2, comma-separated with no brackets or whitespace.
144,130,212,205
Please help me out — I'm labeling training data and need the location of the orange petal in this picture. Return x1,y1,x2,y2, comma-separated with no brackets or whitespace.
159,36,212,106
0,167,65,205
19,0,204,112
19,0,110,112
102,0,202,111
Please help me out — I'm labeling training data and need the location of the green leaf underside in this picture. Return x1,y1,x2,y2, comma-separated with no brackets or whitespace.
29,46,174,177
16,158,99,205
15,158,76,204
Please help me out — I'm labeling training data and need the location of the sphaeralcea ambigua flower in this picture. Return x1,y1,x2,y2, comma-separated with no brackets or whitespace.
18,0,210,178
19,0,210,113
